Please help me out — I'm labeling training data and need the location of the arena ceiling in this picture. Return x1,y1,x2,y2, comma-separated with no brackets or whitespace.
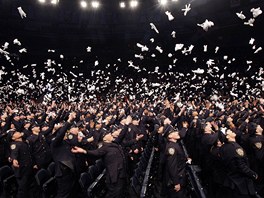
0,0,263,63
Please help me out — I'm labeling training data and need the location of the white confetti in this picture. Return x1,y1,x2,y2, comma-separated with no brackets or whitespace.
254,47,262,54
197,19,214,31
136,43,149,52
17,7,27,19
249,38,255,45
247,65,252,71
192,68,204,74
19,48,27,53
0,48,9,55
150,23,159,34
175,44,184,51
182,4,191,16
236,11,246,20
187,45,194,54
2,42,9,50
87,46,92,52
0,70,7,80
16,88,25,95
215,46,219,53
206,59,215,66
156,46,163,53
244,18,255,26
165,11,174,21
152,83,161,87
251,7,262,18
203,45,207,52
135,54,144,60
13,39,21,46
171,31,176,38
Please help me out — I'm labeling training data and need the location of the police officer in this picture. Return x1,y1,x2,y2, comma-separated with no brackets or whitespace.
51,112,78,198
27,123,52,169
248,123,264,196
71,130,127,198
164,129,187,198
8,129,34,198
219,129,258,197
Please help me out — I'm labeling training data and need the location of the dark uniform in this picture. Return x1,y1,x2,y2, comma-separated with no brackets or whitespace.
164,141,187,198
51,122,78,198
249,134,264,196
220,141,258,197
10,141,34,198
27,132,52,169
85,141,127,198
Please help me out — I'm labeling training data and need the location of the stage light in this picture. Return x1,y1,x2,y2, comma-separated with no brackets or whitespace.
80,0,88,8
38,0,46,4
91,1,100,8
171,0,178,2
159,0,168,6
120,2,126,8
50,0,59,5
130,0,138,8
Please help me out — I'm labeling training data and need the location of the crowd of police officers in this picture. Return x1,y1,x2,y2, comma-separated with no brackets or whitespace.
0,96,263,198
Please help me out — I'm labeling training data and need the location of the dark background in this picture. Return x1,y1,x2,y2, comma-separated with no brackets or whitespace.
0,1,263,58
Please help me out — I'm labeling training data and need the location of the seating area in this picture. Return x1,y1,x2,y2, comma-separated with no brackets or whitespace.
79,159,107,198
0,165,17,197
0,129,207,198
35,162,57,198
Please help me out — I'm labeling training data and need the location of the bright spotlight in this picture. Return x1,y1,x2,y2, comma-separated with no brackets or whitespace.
38,0,46,4
91,1,100,8
80,0,88,8
50,0,59,5
159,0,168,6
120,2,126,8
130,0,138,8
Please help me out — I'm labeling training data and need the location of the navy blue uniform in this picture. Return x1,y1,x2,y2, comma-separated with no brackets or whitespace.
10,141,34,198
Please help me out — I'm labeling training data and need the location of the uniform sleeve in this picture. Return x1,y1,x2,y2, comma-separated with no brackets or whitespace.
251,142,264,161
26,138,36,165
52,122,71,146
233,148,258,179
86,146,107,157
10,144,19,161
166,147,180,185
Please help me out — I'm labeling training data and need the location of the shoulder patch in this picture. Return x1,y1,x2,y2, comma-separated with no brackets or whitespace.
168,148,175,155
255,142,262,149
236,148,244,157
68,134,73,140
11,144,16,150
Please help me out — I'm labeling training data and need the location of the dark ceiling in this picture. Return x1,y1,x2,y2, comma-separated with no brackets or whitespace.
0,0,263,62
